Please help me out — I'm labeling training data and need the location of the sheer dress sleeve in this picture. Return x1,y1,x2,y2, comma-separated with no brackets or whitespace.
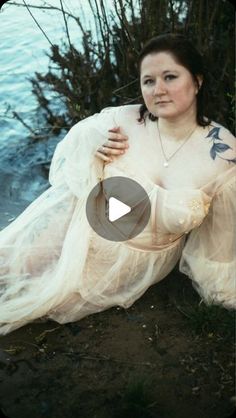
179,175,236,309
48,106,122,197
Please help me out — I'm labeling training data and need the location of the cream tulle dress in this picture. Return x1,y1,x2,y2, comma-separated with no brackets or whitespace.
0,105,235,335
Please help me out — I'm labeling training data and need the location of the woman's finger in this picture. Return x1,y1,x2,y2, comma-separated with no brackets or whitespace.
95,150,113,162
108,126,129,142
108,126,121,133
99,144,125,156
95,126,129,163
108,131,129,142
104,146,125,155
104,140,129,150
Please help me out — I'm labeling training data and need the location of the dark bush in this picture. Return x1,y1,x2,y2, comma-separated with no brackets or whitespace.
30,0,235,135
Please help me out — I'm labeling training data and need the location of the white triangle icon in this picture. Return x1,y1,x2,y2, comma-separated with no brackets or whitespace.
108,197,131,222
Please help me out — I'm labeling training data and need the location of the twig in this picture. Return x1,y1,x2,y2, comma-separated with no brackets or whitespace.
12,111,36,135
114,0,135,51
174,303,192,319
63,351,154,367
6,339,41,350
35,326,61,343
123,96,142,104
7,1,87,37
112,78,138,94
22,0,54,47
59,0,73,54
169,0,175,33
88,0,109,50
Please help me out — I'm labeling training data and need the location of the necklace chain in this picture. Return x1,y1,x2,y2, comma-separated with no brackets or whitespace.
157,123,197,167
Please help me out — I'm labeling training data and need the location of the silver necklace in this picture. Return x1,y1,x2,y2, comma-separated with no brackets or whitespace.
157,123,197,167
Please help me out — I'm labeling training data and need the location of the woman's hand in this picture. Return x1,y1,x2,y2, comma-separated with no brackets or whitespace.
95,126,129,163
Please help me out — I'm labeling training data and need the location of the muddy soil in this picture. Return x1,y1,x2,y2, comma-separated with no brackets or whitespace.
0,201,235,418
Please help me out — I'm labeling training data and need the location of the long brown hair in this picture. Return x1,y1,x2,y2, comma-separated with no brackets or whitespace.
138,33,211,126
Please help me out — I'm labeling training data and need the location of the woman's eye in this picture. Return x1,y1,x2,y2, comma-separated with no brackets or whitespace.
144,79,154,85
165,74,177,81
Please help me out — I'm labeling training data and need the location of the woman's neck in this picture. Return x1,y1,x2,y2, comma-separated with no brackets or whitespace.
157,110,198,142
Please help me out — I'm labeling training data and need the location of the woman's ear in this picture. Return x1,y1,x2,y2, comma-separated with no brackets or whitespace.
196,75,203,93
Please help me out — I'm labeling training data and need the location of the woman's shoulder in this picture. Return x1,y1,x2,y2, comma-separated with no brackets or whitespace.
70,104,141,131
206,121,235,143
202,121,236,165
101,103,141,119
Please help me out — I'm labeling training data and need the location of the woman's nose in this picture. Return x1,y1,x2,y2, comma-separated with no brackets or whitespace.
153,80,166,96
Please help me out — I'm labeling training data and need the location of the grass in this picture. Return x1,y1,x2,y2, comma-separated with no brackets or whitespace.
175,301,235,339
113,375,159,418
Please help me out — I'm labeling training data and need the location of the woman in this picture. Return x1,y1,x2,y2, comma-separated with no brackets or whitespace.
0,34,235,336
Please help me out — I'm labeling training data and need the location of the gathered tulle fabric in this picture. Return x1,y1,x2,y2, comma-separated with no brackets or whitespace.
0,105,235,335
179,175,236,309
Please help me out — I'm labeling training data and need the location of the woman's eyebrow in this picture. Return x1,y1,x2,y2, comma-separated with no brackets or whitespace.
142,70,178,80
142,75,152,79
162,70,178,74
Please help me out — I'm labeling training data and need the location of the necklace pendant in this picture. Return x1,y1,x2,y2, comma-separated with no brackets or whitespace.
163,161,169,167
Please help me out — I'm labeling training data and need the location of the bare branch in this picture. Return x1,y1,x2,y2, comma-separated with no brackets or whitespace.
7,1,87,37
12,110,36,135
112,78,138,94
22,0,54,46
59,0,73,53
88,0,108,50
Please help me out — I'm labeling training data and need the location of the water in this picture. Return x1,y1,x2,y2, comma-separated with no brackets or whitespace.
0,0,113,203
1,1,82,144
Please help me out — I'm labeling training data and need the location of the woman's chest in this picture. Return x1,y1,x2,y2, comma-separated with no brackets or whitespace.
123,127,229,190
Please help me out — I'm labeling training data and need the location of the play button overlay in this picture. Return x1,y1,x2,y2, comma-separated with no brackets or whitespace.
108,197,131,222
86,176,151,242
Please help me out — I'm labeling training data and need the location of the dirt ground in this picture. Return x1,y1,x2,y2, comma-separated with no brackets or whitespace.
0,201,235,418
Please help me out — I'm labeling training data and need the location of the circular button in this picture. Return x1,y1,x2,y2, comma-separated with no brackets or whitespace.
86,176,151,242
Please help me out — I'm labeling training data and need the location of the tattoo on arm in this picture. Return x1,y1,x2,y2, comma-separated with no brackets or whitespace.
206,127,236,164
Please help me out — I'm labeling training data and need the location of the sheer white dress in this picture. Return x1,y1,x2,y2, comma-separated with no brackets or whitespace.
0,105,235,335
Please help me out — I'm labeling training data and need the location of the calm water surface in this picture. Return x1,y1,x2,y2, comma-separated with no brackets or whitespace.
0,0,113,202
0,0,94,148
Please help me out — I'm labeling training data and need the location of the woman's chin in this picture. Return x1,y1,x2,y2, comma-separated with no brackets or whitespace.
155,109,178,120
148,107,174,119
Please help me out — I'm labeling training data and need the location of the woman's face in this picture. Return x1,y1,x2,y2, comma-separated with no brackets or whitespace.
140,51,201,120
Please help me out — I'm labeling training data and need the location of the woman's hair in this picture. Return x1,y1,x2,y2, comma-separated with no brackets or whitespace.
138,33,211,126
